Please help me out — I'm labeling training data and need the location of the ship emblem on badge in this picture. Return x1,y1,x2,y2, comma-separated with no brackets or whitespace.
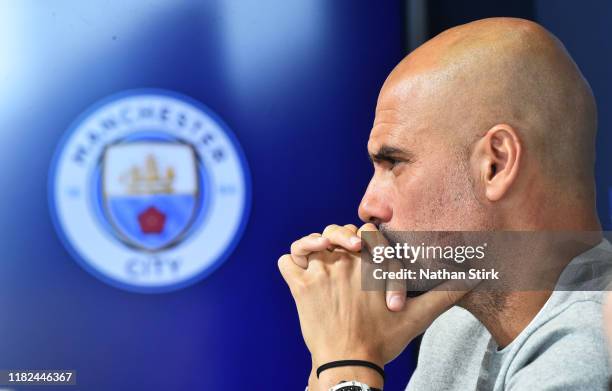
49,90,251,293
103,143,199,251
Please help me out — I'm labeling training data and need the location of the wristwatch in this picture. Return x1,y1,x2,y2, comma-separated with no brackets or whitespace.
329,380,382,391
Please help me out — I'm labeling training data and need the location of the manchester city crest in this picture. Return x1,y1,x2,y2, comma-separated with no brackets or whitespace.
49,89,251,293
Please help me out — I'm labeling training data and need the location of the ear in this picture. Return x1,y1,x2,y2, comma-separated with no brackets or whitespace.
474,124,522,202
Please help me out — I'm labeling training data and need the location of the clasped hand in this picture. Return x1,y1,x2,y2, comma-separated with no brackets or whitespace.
278,224,476,390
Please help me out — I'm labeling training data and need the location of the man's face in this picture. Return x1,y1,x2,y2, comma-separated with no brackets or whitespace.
358,81,487,233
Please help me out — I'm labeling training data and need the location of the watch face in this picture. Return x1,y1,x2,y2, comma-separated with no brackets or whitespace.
332,381,369,391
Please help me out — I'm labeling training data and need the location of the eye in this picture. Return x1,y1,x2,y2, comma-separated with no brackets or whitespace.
381,157,401,169
387,158,399,167
369,154,410,171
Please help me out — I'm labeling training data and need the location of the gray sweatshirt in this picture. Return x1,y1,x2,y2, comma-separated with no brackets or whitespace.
407,239,612,391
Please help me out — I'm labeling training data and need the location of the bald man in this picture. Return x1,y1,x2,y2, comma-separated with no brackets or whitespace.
278,17,612,391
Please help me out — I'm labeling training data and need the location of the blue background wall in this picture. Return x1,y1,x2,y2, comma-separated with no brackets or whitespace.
0,1,610,390
0,1,410,390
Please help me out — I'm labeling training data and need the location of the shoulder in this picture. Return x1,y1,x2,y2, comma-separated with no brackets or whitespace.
519,297,606,356
506,298,610,390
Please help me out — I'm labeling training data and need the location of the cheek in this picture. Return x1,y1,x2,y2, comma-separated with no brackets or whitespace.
391,165,476,230
389,168,445,229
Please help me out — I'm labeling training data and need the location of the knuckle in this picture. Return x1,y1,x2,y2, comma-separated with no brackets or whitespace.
322,224,339,236
277,254,291,271
290,240,302,254
343,224,358,232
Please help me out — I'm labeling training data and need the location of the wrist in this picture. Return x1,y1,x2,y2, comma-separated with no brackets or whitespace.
311,356,385,391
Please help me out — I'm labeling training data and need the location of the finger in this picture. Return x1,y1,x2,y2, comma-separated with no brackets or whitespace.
322,224,361,251
338,224,360,250
386,258,407,312
290,235,331,268
356,224,406,311
403,278,482,330
277,254,304,289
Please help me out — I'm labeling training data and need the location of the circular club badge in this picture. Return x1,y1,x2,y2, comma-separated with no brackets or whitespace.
49,89,251,293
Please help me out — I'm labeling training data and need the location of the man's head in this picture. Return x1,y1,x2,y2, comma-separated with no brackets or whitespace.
358,17,599,233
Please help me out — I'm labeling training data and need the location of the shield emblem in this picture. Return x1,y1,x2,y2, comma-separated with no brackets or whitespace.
102,141,200,251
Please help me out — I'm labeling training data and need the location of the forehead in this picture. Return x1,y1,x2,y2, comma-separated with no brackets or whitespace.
368,108,406,151
368,76,431,150
368,99,433,155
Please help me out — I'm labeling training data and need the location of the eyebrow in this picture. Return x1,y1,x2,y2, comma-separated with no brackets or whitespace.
368,145,414,163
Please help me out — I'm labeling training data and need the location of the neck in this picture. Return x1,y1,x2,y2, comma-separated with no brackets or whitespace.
462,290,551,348
460,215,602,348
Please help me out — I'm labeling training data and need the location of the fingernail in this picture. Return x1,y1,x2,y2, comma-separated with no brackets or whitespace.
388,295,404,311
350,236,361,246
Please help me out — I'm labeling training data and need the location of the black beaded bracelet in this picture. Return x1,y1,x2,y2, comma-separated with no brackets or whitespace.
316,360,385,382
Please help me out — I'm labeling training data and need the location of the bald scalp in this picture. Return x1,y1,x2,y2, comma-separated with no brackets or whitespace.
380,17,597,199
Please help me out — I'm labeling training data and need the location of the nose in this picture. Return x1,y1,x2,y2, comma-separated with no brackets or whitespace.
358,180,392,225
